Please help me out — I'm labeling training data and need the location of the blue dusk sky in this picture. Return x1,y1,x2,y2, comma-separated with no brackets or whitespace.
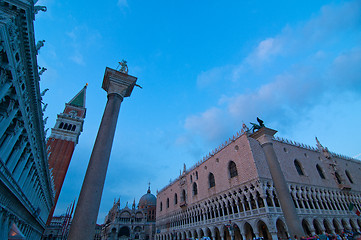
34,0,361,223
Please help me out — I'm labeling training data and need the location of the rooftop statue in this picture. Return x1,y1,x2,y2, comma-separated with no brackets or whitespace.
118,59,128,74
249,117,265,133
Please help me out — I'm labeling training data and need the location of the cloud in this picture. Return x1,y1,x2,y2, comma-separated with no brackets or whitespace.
186,0,361,143
66,25,102,66
117,0,129,10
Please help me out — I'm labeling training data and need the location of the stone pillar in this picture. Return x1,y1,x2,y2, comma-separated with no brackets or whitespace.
250,128,304,239
68,67,137,240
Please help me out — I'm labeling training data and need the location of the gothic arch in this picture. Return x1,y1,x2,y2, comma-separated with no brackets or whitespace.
332,219,342,234
276,218,288,240
257,220,271,240
243,222,255,240
228,161,238,178
302,219,312,236
313,219,323,234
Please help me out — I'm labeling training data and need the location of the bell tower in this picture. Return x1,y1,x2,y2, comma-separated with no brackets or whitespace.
46,84,87,224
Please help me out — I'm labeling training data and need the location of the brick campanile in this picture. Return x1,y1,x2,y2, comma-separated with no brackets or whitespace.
46,85,87,225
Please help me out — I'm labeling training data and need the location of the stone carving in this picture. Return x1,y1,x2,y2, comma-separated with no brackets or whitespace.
40,88,49,96
42,103,48,112
249,117,265,133
34,6,47,15
38,67,47,75
118,59,128,74
36,40,45,54
241,123,249,134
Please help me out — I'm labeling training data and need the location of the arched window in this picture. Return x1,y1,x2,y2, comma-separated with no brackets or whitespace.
160,202,162,211
335,172,342,184
166,198,169,208
294,160,304,176
59,122,64,129
67,124,72,130
228,161,238,178
71,125,76,131
174,193,178,205
193,182,198,196
181,189,186,202
63,123,68,130
208,172,215,188
316,164,325,179
345,170,353,184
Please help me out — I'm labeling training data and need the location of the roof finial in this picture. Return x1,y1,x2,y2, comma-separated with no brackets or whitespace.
147,182,151,193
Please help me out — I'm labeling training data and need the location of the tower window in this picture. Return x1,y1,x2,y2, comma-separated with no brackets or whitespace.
67,124,72,130
63,123,68,130
228,161,238,178
59,122,64,129
71,125,76,131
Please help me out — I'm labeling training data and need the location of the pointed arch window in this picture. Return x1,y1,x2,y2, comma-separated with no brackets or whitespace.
192,182,198,196
335,172,342,184
228,161,238,178
181,189,186,202
208,172,215,188
174,193,178,205
294,159,304,176
316,164,325,179
345,170,353,184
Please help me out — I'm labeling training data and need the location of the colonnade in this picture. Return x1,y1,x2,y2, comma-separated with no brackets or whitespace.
0,207,43,239
156,180,361,240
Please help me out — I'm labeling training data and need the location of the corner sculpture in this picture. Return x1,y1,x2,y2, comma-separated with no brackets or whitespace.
249,117,265,132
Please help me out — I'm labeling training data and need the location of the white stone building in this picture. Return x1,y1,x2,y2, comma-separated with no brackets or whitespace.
156,128,361,240
0,0,54,239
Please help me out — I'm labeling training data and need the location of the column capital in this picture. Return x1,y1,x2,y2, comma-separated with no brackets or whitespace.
102,67,138,97
249,127,277,145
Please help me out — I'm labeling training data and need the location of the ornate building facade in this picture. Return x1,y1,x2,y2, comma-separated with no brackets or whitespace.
0,0,54,239
156,128,361,240
46,85,87,224
102,187,157,240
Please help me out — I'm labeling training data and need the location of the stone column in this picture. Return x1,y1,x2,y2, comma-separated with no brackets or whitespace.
250,128,304,239
68,67,137,240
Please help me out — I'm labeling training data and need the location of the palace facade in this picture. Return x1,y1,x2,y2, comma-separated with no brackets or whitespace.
0,0,54,239
156,128,361,240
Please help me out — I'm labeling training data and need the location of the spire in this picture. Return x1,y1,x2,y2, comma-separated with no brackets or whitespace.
68,84,87,108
